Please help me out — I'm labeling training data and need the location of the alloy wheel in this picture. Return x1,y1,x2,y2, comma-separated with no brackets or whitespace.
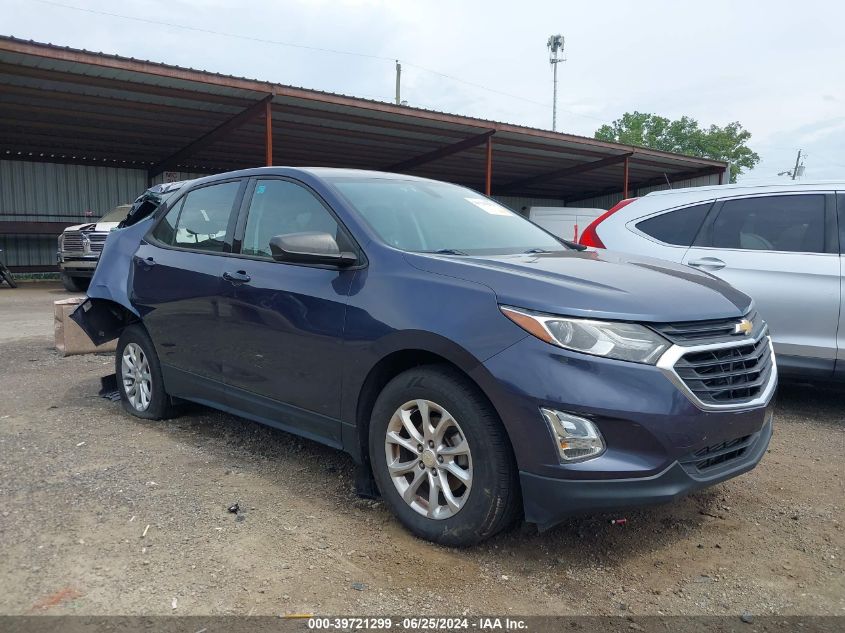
121,342,152,412
384,399,473,520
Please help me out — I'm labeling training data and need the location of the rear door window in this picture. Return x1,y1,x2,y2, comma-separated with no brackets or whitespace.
710,194,825,253
152,181,241,252
151,198,184,245
635,203,711,246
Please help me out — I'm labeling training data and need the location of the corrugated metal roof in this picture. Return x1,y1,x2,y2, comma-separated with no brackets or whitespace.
0,35,727,201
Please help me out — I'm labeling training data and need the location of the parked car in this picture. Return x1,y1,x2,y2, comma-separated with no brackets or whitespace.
579,182,844,381
57,181,189,292
528,206,604,243
73,168,776,546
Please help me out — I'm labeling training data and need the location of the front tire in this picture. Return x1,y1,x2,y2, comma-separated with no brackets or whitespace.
369,365,520,546
115,325,174,420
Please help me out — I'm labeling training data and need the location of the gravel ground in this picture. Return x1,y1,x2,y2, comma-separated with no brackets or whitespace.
0,282,842,616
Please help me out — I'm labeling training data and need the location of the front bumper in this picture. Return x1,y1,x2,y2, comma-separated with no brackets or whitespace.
58,254,99,276
521,417,772,530
472,334,777,529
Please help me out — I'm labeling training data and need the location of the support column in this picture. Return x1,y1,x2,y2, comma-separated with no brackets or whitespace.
265,100,273,166
622,156,630,198
485,136,493,196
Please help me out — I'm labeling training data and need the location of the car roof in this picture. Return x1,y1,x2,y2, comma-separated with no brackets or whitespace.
646,179,845,199
186,166,446,188
610,179,844,217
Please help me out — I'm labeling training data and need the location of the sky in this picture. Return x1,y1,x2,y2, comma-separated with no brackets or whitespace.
3,0,844,182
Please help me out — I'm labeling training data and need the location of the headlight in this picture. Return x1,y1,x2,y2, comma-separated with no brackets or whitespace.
500,305,670,364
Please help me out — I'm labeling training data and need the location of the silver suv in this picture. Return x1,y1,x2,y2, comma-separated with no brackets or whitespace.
579,181,844,381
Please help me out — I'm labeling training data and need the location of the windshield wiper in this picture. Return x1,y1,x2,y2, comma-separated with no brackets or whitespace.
432,248,469,255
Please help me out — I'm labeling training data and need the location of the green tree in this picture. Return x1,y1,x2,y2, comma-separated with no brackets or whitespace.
594,112,760,183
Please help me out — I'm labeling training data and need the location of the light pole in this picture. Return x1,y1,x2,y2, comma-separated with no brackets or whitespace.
547,34,565,131
778,149,805,179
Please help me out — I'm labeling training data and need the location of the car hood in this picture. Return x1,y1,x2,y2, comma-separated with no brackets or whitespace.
63,221,120,233
405,249,752,323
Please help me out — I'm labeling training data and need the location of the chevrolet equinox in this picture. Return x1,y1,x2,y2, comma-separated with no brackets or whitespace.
74,168,777,546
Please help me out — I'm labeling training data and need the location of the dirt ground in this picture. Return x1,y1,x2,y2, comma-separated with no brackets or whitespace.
0,281,842,617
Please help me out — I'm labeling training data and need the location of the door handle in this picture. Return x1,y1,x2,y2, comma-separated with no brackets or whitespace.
687,257,726,271
222,270,251,284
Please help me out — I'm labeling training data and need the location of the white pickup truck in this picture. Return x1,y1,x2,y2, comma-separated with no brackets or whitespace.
56,180,190,292
57,204,131,291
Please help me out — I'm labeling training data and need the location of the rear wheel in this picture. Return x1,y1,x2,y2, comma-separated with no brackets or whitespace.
115,325,174,420
369,365,520,546
61,273,89,292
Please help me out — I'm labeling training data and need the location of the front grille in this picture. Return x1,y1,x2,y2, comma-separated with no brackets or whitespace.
673,332,773,405
680,431,757,474
87,232,108,253
62,230,84,252
652,310,759,344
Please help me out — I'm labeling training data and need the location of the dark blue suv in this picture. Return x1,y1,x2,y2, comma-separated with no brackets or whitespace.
76,167,776,546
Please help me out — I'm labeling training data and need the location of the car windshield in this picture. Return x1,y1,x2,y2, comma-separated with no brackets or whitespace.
329,177,565,255
100,205,131,223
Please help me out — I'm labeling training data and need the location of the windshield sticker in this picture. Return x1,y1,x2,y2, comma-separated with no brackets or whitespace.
465,197,511,216
256,184,266,194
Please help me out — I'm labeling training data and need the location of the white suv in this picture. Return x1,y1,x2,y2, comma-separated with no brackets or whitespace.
579,181,844,381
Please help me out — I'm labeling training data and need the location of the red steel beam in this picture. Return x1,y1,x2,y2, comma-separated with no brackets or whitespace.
485,136,493,196
623,156,630,198
265,99,273,166
384,129,495,172
149,95,273,178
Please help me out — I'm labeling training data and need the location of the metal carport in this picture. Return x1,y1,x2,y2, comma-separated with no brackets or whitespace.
0,36,728,271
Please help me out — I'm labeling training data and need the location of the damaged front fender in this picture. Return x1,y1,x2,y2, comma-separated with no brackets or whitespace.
70,217,153,345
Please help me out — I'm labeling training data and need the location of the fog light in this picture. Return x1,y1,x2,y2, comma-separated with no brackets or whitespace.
540,408,605,462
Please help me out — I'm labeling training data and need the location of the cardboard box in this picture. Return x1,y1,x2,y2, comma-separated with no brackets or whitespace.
54,297,117,357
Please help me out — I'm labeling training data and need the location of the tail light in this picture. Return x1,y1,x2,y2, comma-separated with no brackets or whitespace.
578,197,638,248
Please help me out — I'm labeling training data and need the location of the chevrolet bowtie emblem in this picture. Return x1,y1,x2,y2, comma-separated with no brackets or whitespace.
733,319,753,336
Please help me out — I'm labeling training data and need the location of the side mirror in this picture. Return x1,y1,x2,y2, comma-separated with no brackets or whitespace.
269,232,357,267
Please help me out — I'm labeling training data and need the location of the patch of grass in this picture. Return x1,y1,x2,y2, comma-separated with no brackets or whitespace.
10,272,60,281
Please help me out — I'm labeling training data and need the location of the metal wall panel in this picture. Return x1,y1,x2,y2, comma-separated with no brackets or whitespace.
0,235,55,267
495,195,567,216
0,160,147,222
573,174,722,210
